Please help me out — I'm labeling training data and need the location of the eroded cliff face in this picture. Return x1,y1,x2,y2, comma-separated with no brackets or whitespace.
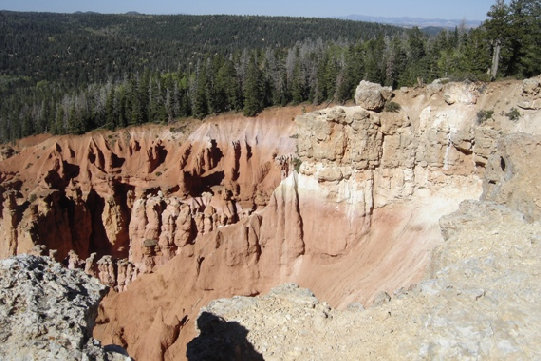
1,78,540,360
192,131,541,361
93,78,539,361
0,109,298,289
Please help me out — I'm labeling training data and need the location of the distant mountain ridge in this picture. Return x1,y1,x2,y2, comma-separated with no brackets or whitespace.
345,14,482,29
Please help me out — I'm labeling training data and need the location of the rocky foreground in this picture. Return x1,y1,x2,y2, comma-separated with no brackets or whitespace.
0,255,130,360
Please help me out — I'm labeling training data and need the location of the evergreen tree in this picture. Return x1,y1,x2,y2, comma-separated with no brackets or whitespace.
364,36,386,84
243,55,263,116
117,87,128,128
291,61,307,104
324,55,339,101
508,0,541,77
192,63,208,119
105,88,115,130
485,0,509,79
459,28,491,78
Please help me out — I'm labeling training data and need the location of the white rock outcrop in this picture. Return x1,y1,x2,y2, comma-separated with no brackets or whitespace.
0,255,130,361
354,80,392,111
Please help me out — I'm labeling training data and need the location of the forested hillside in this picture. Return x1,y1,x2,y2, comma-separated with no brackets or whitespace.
0,0,539,142
0,12,400,87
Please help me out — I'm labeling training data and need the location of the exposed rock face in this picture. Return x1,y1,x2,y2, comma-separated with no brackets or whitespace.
0,109,297,284
520,75,541,110
0,255,129,360
482,133,541,222
92,77,541,361
2,80,541,361
443,82,479,105
193,154,541,360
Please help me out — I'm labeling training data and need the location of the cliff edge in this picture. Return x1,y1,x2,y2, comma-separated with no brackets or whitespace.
191,132,541,360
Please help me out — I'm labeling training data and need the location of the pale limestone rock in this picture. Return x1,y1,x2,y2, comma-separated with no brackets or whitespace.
0,191,19,259
317,167,343,182
522,75,541,97
482,133,541,222
518,98,541,110
193,198,541,360
443,82,479,105
354,80,391,111
0,255,130,360
426,78,449,95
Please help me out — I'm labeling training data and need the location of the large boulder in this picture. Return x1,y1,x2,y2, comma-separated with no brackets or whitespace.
482,133,541,223
354,80,392,111
0,255,130,361
520,75,541,110
522,76,541,98
443,82,479,105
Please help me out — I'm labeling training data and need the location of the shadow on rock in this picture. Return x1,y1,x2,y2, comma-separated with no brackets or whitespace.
187,312,264,361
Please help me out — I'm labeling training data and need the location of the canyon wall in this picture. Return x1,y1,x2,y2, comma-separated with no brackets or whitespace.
94,78,540,361
0,109,297,289
191,131,541,360
1,77,540,360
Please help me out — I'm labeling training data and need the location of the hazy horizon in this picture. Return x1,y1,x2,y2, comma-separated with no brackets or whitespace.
0,0,494,20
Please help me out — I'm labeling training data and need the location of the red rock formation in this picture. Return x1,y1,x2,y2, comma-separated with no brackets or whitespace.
0,107,298,277
92,78,541,361
2,80,540,361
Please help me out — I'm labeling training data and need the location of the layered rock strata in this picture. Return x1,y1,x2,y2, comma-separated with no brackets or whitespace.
93,78,541,360
1,78,540,360
0,110,298,289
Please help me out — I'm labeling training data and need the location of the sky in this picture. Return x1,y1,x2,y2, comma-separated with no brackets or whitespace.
0,0,495,20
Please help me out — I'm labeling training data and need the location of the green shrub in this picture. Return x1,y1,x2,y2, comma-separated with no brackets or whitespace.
476,110,494,124
505,108,521,121
292,157,302,172
384,101,401,113
155,171,162,177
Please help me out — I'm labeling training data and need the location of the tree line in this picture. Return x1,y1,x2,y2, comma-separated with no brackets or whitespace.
0,0,539,142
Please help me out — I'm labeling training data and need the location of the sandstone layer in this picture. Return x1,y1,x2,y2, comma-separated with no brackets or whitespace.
0,255,129,361
93,77,540,360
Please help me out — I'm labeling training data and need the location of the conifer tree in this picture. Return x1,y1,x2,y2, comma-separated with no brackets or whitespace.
243,55,263,116
486,0,509,79
192,63,208,119
105,88,115,130
508,0,541,77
